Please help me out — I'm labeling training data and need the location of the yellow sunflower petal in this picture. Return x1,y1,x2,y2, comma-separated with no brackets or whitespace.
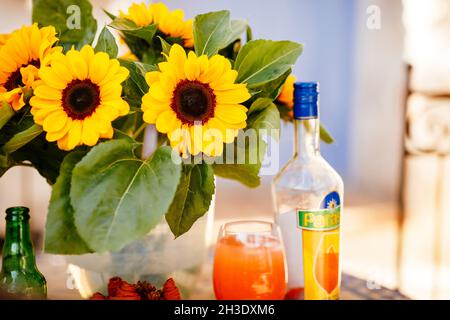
101,99,130,116
51,60,75,83
66,49,88,80
39,67,68,89
215,104,248,124
46,117,72,142
57,132,70,151
0,55,17,73
197,55,209,76
148,82,171,103
33,85,62,100
67,120,82,150
29,96,62,109
91,111,112,134
166,44,186,79
88,52,110,84
43,110,68,133
112,66,129,84
99,124,114,139
95,105,119,122
145,71,160,86
159,9,184,36
98,59,120,87
80,45,95,63
216,86,251,104
32,106,60,124
29,25,42,59
151,2,170,24
81,116,100,146
201,127,224,157
207,117,239,144
100,82,122,101
199,55,228,83
155,110,178,134
184,51,200,81
210,70,239,90
141,93,169,123
185,125,202,156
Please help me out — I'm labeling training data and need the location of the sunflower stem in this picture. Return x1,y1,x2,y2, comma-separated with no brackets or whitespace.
133,123,147,140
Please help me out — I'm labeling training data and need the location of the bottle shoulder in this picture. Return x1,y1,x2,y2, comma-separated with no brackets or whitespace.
273,155,343,194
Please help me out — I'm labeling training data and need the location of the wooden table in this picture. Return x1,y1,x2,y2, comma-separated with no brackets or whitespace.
35,254,408,300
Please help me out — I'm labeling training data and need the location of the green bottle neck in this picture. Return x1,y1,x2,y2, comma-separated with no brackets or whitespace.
293,118,320,159
1,208,37,272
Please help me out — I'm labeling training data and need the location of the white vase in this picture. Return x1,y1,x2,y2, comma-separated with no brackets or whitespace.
65,200,215,299
65,125,215,298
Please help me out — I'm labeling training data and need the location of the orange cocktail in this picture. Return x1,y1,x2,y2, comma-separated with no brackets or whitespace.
213,221,287,300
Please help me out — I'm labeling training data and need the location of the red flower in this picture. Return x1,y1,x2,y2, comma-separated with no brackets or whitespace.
162,278,181,300
90,292,107,300
90,277,182,300
108,277,124,297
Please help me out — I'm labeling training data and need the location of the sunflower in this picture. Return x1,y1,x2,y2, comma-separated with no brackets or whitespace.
0,24,60,111
277,75,296,108
0,33,10,47
120,2,194,47
141,44,250,157
29,45,130,151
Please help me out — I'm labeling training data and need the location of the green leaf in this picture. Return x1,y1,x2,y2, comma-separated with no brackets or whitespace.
10,136,67,184
32,0,97,50
320,124,335,144
1,113,67,184
213,128,266,188
95,26,118,58
0,102,14,130
113,128,137,142
225,20,247,47
213,142,262,188
213,98,280,188
45,151,92,254
250,69,291,101
246,25,253,42
2,124,43,154
109,18,157,45
247,98,281,135
103,9,116,20
166,163,214,238
193,10,232,57
0,154,13,178
71,140,181,252
158,36,172,55
235,40,302,87
119,59,155,107
0,154,9,168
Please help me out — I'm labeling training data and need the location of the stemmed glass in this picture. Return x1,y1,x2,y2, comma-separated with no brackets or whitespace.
213,221,287,300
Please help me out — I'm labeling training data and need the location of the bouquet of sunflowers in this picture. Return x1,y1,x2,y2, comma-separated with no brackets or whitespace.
0,0,306,254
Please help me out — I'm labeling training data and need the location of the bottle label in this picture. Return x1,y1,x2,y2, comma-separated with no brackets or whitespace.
297,191,341,231
300,191,342,300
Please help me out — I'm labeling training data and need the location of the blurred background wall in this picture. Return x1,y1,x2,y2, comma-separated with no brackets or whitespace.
0,0,449,299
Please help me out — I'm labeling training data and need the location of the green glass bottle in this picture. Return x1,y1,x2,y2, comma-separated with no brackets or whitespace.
0,207,47,299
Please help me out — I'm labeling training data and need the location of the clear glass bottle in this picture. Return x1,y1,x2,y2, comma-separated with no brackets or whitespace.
272,82,343,300
0,207,47,299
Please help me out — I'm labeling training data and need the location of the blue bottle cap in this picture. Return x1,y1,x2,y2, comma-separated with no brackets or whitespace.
293,82,319,119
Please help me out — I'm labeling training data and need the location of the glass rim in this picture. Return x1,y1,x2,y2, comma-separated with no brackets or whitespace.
220,220,277,235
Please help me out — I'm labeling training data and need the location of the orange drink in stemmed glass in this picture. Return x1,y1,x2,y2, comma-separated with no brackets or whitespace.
213,221,287,300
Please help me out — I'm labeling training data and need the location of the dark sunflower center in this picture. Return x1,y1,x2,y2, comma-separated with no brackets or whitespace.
171,80,216,125
4,59,40,91
62,79,101,120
